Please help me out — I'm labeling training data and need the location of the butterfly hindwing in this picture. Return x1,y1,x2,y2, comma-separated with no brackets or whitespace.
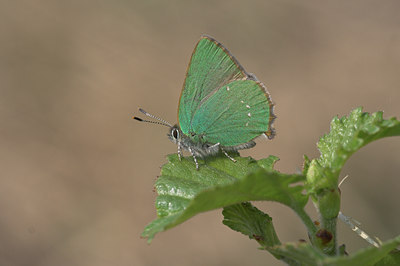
191,80,273,146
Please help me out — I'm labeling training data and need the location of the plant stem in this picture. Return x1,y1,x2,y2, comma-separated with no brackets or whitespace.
295,207,318,243
321,217,337,255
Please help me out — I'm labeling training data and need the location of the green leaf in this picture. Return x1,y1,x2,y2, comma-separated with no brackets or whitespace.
257,155,280,171
305,108,400,254
142,154,310,242
324,235,400,266
303,155,311,176
222,202,306,263
265,242,326,266
222,202,281,247
263,235,400,266
311,108,400,184
375,249,400,266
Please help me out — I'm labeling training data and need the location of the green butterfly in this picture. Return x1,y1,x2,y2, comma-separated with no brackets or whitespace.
134,35,275,169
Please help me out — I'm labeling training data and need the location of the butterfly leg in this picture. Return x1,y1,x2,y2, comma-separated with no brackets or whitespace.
188,146,199,170
221,147,237,163
209,142,220,149
177,141,182,161
207,142,220,155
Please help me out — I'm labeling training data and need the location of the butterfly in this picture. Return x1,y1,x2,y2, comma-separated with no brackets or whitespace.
134,35,275,169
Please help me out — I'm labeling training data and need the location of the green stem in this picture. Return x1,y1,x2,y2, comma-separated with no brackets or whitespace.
294,207,318,243
321,217,337,255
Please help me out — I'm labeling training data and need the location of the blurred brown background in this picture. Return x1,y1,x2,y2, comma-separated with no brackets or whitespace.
1,0,399,265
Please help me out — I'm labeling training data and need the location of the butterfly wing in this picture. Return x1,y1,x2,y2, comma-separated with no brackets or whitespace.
178,35,247,135
191,79,274,146
178,35,275,146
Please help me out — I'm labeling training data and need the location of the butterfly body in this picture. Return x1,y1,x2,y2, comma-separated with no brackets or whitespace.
168,125,256,158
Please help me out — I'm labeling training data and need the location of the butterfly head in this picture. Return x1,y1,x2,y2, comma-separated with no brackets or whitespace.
167,125,182,145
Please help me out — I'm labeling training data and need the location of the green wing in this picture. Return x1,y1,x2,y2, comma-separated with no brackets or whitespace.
178,35,275,146
191,80,273,146
178,35,247,134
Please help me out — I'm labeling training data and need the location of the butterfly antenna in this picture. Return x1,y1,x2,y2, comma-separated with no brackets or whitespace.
132,108,173,128
132,116,171,127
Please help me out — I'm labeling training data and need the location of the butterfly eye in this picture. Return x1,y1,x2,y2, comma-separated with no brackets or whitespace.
172,128,179,139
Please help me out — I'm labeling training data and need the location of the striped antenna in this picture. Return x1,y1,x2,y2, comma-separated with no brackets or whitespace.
133,108,173,128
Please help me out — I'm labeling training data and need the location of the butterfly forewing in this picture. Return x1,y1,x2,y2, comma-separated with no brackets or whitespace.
178,36,247,134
